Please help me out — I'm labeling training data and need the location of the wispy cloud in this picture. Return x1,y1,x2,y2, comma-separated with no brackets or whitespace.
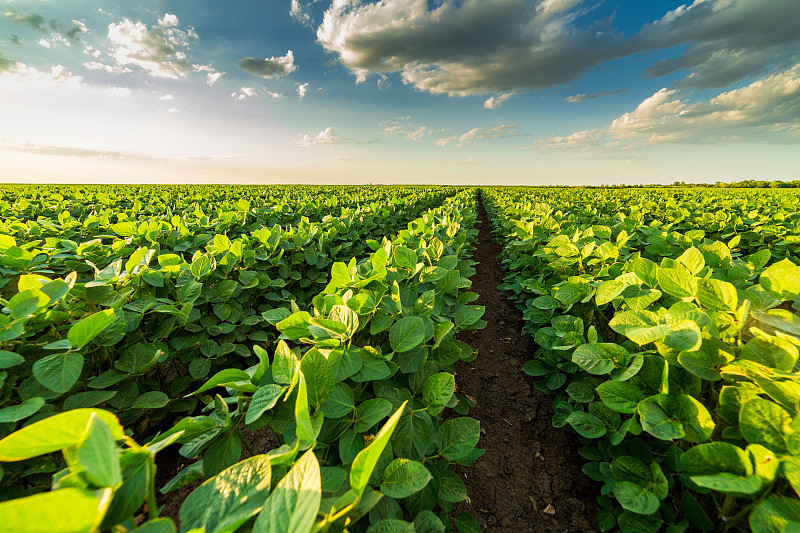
237,50,296,79
484,92,514,109
3,10,48,33
565,89,628,102
436,125,522,147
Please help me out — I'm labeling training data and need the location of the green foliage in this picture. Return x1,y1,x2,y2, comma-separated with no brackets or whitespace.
484,186,800,532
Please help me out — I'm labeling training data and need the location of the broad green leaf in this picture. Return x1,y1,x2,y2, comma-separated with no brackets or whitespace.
389,317,425,353
677,247,705,275
565,411,607,438
245,385,285,425
68,310,116,350
613,481,660,515
664,320,702,352
294,374,314,447
64,391,117,411
572,343,626,375
436,417,480,461
696,278,738,311
180,455,271,533
350,401,407,497
365,520,414,533
132,391,169,409
380,458,432,498
657,267,697,298
0,397,45,423
680,442,752,477
638,394,714,443
453,512,480,533
354,398,393,433
77,414,121,489
678,350,722,381
750,497,800,533
300,349,334,405
188,369,252,397
272,340,298,385
132,518,177,533
253,450,320,533
0,487,112,533
691,473,762,495
739,398,791,453
0,350,24,369
760,259,800,301
596,381,645,414
319,383,354,419
422,372,455,408
203,431,243,478
0,409,124,460
277,312,312,341
413,510,445,533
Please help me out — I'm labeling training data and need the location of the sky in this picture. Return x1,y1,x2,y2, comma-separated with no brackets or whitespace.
0,0,799,185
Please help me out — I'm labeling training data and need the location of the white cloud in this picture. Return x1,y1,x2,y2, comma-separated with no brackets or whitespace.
2,63,83,88
379,116,431,140
37,39,51,49
484,92,514,109
82,61,132,74
299,127,338,147
406,126,427,140
290,0,315,27
231,87,258,101
237,50,296,79
159,94,175,101
107,14,199,79
450,156,479,165
167,107,179,113
536,66,800,151
436,125,521,147
104,86,131,98
297,82,309,99
195,64,223,86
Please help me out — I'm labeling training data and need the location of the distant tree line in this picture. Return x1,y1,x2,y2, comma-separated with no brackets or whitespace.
579,180,800,189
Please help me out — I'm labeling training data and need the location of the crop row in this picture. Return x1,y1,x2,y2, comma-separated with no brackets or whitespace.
483,187,800,533
0,187,486,532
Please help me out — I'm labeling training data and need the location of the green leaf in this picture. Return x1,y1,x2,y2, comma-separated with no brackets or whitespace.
294,373,314,448
0,487,111,533
696,278,738,312
739,398,791,453
68,310,116,350
0,409,124,460
354,398,394,433
678,350,722,381
188,369,252,397
422,372,455,408
638,394,714,443
596,381,645,414
0,397,45,424
112,221,138,236
565,411,607,438
253,450,320,533
390,317,425,353
691,473,763,495
32,352,84,393
760,259,800,301
277,312,312,341
664,320,702,352
203,431,243,478
180,455,271,533
300,349,334,405
613,481,660,515
572,343,625,375
327,346,363,382
366,520,415,533
0,350,24,369
680,442,752,477
245,385,285,425
319,383,354,419
413,510,445,533
132,391,169,409
76,414,121,488
657,267,697,298
350,401,406,497
750,497,800,533
64,391,117,411
380,458,432,498
436,417,480,461
132,518,177,533
453,512,480,533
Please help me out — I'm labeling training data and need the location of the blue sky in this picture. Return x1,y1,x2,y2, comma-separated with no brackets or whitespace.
1,0,799,185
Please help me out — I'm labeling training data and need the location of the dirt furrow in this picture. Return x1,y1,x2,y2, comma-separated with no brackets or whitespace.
454,191,597,532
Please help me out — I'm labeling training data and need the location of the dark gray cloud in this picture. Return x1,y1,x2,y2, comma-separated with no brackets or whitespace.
237,50,296,78
9,34,22,45
316,0,800,97
0,50,17,73
566,89,628,103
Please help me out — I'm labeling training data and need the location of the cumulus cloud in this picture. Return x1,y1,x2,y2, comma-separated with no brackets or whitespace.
565,89,628,102
1,63,83,87
107,14,202,79
436,125,521,147
37,38,51,48
316,0,800,98
237,50,297,79
299,127,338,147
231,87,258,101
159,94,175,101
297,82,309,99
535,66,800,151
83,61,132,74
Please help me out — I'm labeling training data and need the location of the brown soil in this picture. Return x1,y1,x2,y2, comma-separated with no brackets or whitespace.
453,192,598,532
